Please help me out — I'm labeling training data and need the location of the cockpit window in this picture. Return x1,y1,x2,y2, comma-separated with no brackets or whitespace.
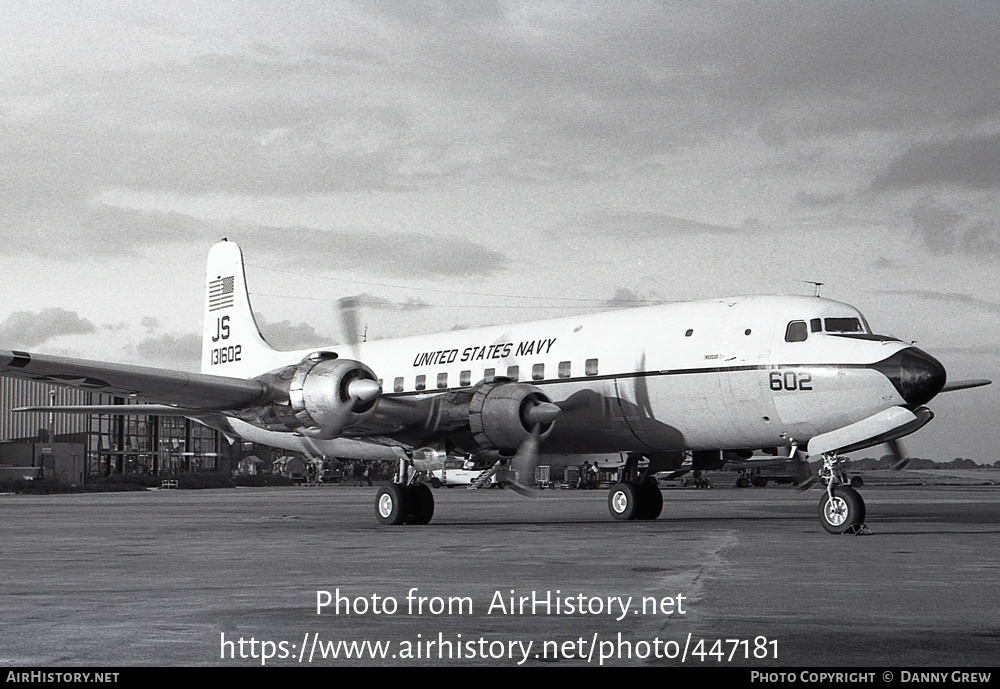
785,320,808,342
810,318,822,333
824,317,864,333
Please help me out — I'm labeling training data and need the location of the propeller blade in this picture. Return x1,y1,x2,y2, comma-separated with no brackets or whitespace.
941,379,991,393
338,296,361,346
791,457,817,491
796,476,820,492
554,397,587,413
498,424,543,496
887,438,910,471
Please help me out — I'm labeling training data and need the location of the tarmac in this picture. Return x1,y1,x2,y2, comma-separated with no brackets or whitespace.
2,480,999,667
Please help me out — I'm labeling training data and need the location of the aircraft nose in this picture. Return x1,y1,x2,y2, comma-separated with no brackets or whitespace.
872,347,947,407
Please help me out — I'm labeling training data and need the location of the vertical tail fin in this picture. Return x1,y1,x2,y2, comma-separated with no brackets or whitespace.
202,240,278,378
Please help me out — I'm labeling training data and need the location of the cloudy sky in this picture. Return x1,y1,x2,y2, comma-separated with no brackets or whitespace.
1,1,998,461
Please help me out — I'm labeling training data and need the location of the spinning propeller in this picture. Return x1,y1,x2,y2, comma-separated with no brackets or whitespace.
497,401,561,495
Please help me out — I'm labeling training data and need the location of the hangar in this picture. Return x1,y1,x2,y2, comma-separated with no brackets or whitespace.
0,377,237,484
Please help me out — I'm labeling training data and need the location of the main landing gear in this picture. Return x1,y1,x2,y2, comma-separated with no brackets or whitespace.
607,453,663,521
376,458,435,525
816,454,869,535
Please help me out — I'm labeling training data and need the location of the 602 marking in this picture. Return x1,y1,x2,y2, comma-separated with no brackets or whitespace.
769,370,813,391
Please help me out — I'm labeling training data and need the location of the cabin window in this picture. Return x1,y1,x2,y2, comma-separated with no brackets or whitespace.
507,365,519,381
785,320,808,343
558,361,571,378
825,317,864,333
415,375,426,391
532,363,545,380
460,370,471,386
436,372,448,389
810,318,822,333
484,367,495,381
585,358,599,376
393,377,404,393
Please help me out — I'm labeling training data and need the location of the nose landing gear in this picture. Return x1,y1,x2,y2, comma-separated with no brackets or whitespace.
817,454,870,535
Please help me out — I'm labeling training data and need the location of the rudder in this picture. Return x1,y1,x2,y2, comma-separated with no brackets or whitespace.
202,240,278,378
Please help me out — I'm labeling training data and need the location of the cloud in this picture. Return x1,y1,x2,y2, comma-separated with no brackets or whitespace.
906,197,1000,257
132,332,202,371
234,225,508,278
252,313,330,350
1,201,509,277
562,211,741,241
4,2,994,212
872,134,1000,191
879,290,1000,316
0,308,97,348
794,191,847,209
0,201,209,259
604,288,656,309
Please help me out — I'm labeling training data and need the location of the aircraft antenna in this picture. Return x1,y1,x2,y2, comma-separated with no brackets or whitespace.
803,280,824,297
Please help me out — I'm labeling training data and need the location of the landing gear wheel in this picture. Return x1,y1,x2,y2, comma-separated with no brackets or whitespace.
404,484,435,525
636,479,663,520
376,484,408,525
608,482,640,521
819,485,866,534
752,477,768,487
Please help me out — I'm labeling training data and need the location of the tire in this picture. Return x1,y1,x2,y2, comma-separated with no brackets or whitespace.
819,485,866,534
430,477,442,489
752,477,768,488
850,475,864,488
482,477,493,488
736,476,750,488
376,484,408,525
608,482,640,521
636,479,663,520
404,484,435,525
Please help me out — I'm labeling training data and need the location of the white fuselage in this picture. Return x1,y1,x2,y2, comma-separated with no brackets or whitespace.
221,295,914,461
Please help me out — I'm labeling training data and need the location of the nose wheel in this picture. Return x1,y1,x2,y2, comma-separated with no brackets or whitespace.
817,454,869,535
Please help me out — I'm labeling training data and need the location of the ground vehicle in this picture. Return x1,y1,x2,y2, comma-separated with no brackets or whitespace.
428,458,497,488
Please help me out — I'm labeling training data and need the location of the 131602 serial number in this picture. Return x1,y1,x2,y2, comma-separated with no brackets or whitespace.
210,345,242,365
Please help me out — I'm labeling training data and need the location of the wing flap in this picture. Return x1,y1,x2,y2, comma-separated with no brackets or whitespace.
1,350,269,410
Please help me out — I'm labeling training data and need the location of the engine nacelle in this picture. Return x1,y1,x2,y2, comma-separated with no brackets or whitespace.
241,352,381,439
467,379,557,452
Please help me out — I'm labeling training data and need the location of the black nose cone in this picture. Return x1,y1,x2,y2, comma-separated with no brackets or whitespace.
872,348,947,407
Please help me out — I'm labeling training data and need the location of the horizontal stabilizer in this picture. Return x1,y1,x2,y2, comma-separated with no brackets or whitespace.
1,350,270,411
807,406,932,457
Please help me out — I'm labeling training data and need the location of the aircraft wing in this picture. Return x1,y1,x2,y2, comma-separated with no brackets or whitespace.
0,350,269,411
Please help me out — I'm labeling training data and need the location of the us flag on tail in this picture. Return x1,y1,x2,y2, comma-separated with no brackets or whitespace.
209,276,235,311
